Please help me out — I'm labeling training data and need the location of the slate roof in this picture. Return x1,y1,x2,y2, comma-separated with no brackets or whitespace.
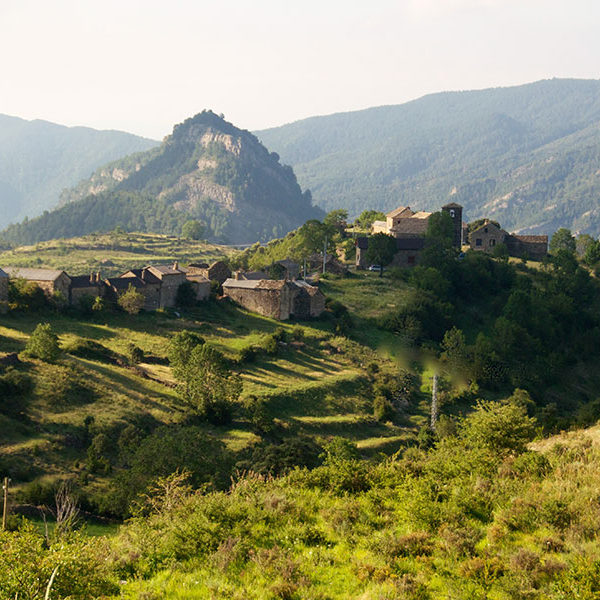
70,274,103,288
512,235,548,244
223,279,289,290
150,265,184,275
121,269,161,284
0,268,8,278
390,219,430,235
2,267,68,282
293,280,322,296
105,277,145,290
442,202,463,209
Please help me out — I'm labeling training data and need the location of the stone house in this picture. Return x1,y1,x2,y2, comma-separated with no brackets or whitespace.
356,237,426,269
121,263,188,309
274,259,300,279
188,261,231,284
2,267,71,299
181,269,211,301
222,278,325,320
118,269,162,310
469,220,547,259
69,273,105,305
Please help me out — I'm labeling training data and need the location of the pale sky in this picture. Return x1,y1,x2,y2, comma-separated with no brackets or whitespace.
1,0,599,140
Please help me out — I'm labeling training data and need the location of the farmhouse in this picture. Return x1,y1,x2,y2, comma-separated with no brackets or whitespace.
356,202,463,268
2,267,71,299
69,273,105,305
222,278,325,320
469,220,548,260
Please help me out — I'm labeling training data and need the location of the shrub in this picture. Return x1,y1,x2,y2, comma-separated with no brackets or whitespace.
127,343,144,365
0,367,32,418
117,284,145,314
374,394,395,422
24,322,61,362
7,278,47,311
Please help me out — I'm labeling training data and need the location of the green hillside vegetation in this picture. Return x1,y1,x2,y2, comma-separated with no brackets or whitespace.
3,222,600,597
1,110,323,246
0,231,234,277
0,114,158,227
257,78,600,235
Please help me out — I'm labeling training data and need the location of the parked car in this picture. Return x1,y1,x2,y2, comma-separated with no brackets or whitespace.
368,265,382,272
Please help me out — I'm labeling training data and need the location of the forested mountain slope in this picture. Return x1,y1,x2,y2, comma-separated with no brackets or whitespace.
257,78,600,235
0,114,158,227
1,111,323,245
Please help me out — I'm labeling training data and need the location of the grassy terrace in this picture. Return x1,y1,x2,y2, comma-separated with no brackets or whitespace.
0,292,422,501
0,232,235,277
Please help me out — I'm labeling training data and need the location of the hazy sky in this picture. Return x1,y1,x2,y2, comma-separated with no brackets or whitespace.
1,0,599,139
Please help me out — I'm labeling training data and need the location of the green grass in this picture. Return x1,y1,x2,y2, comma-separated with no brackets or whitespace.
0,231,235,277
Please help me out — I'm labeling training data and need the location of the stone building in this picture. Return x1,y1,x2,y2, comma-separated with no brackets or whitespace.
188,261,232,284
222,278,325,320
69,273,105,305
223,279,297,320
121,263,188,309
442,202,463,248
372,206,432,237
2,267,71,299
469,220,547,260
181,269,211,301
104,275,151,309
356,236,426,269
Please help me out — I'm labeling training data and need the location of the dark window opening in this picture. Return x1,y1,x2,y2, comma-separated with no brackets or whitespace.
475,238,482,247
490,239,496,247
407,255,416,265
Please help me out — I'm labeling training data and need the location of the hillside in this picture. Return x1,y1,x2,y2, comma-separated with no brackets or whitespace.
0,232,235,278
256,78,600,235
0,114,158,227
1,111,323,246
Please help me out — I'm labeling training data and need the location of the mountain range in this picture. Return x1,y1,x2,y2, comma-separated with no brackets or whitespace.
1,111,323,245
0,114,158,227
256,78,600,235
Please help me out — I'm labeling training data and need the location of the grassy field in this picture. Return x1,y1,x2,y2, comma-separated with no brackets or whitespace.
0,291,423,507
0,232,235,277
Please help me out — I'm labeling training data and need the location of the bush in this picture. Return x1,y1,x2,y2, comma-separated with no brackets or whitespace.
127,343,144,365
0,367,32,418
24,322,61,362
374,394,395,421
176,281,197,307
117,284,145,314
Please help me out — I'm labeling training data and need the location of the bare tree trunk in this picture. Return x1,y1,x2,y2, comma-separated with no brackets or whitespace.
431,374,439,432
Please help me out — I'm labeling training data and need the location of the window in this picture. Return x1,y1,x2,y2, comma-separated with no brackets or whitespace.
407,255,416,265
490,239,496,247
449,209,455,218
484,227,488,233
475,238,482,247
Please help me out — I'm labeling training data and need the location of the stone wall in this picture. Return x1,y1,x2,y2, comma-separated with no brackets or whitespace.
224,286,286,319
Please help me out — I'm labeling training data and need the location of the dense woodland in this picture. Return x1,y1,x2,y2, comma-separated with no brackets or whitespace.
3,213,600,596
257,78,600,235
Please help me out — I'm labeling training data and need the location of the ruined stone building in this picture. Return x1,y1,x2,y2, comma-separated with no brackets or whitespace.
222,278,325,320
469,220,547,260
187,261,232,284
2,267,71,299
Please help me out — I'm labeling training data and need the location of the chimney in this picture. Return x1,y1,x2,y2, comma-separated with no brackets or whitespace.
173,261,179,270
89,273,94,284
96,272,101,283
234,270,242,280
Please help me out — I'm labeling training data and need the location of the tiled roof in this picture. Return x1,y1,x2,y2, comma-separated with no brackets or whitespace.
386,206,413,219
2,267,67,282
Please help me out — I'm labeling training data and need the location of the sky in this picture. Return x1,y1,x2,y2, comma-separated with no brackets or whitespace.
1,0,599,140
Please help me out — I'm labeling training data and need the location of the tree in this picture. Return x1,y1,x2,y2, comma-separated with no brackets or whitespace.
24,322,61,362
583,239,600,267
364,232,397,276
181,219,205,240
323,209,348,230
421,211,456,269
176,344,241,425
117,284,145,315
549,228,575,255
175,281,197,307
168,330,205,381
355,210,386,230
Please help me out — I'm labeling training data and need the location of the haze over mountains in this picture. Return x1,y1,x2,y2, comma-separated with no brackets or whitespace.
1,111,322,245
0,114,158,227
257,78,600,236
3,78,600,243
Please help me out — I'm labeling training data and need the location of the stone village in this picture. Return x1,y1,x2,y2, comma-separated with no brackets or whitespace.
0,202,548,320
